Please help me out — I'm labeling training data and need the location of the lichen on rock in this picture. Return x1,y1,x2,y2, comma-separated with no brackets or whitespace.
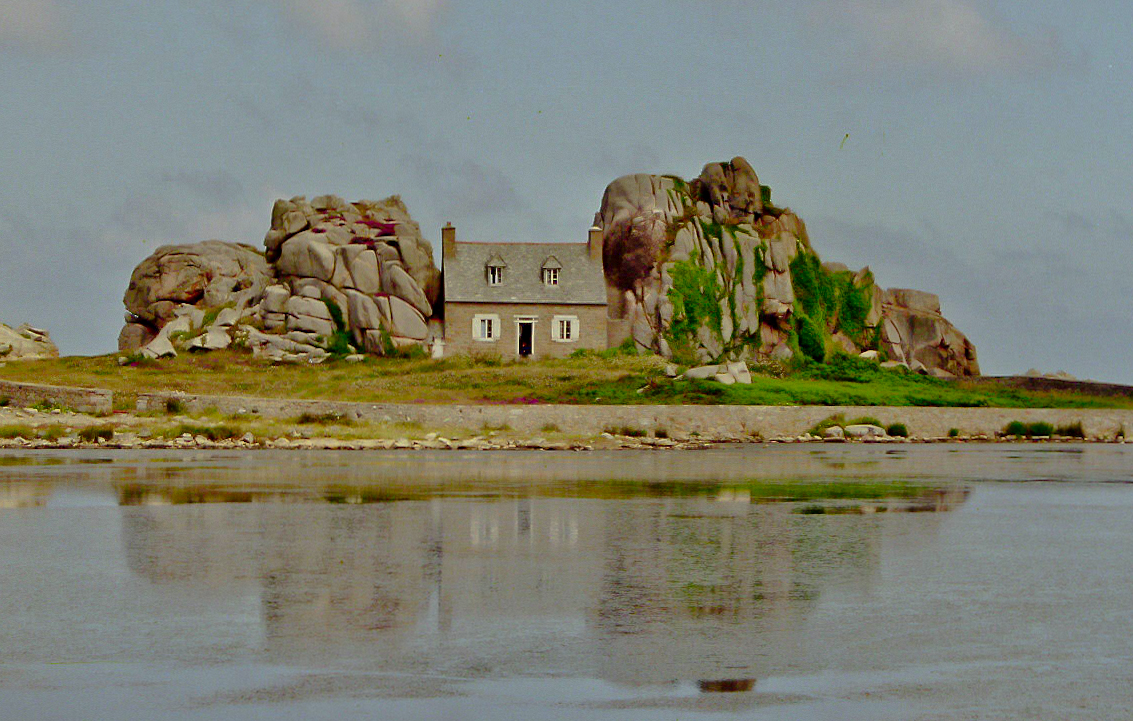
118,194,442,363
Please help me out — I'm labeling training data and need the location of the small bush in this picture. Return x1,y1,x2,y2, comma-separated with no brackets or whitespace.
165,399,184,414
948,428,960,438
172,423,243,441
0,424,34,439
605,425,646,437
31,400,66,412
1027,421,1055,438
40,425,66,441
796,314,826,364
809,413,847,437
886,423,908,438
1004,420,1027,437
297,412,354,426
1054,421,1085,438
0,397,9,407
78,426,114,442
654,427,669,439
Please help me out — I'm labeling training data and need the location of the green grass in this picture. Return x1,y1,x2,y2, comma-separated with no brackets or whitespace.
1,350,1131,410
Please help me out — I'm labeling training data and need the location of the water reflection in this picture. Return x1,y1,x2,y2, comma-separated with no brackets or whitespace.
113,478,966,685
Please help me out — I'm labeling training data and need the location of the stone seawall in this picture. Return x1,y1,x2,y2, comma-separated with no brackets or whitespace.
0,379,113,415
135,391,1133,439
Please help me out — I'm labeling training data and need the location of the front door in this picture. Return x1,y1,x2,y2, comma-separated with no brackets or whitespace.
518,321,533,357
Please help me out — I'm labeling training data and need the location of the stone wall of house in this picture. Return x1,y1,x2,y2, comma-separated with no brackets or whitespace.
443,302,608,359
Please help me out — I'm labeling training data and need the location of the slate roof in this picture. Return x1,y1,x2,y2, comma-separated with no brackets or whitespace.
444,242,607,305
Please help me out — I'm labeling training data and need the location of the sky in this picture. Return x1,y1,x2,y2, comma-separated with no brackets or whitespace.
1,0,1131,381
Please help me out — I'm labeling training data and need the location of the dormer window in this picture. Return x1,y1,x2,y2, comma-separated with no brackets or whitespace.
541,256,562,286
486,254,507,286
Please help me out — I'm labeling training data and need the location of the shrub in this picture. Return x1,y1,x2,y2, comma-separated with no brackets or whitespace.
796,314,825,363
78,426,114,442
0,424,34,439
1054,421,1085,438
0,397,9,407
40,425,66,441
1027,421,1055,438
808,413,847,437
321,300,356,357
297,412,354,426
172,423,243,441
948,428,960,438
886,423,908,438
849,416,883,428
654,427,669,439
1004,420,1027,437
604,425,645,437
165,399,184,414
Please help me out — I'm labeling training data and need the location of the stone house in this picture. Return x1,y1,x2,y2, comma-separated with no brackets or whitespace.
440,224,608,359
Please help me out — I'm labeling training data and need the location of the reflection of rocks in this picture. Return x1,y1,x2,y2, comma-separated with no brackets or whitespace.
111,486,960,681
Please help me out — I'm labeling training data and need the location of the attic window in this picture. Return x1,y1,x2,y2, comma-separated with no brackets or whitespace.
541,256,562,286
486,254,507,286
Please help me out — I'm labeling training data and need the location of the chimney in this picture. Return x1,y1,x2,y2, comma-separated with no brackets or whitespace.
588,225,603,263
442,222,456,260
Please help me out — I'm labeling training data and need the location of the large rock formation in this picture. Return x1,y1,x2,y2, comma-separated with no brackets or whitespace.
0,323,58,361
119,195,442,363
596,157,979,376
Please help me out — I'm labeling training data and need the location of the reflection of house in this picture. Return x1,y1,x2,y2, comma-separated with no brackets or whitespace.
439,224,608,359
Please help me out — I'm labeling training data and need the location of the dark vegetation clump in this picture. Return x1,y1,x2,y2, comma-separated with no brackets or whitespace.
165,398,185,414
1004,420,1027,436
321,300,356,357
297,412,354,426
174,423,243,441
948,427,961,438
795,314,826,363
1054,421,1085,438
1003,420,1057,438
78,426,114,442
605,214,666,291
886,423,909,438
605,425,646,437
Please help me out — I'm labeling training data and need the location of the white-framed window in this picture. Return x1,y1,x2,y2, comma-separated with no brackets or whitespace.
473,314,500,341
488,266,504,286
542,268,559,285
552,315,578,342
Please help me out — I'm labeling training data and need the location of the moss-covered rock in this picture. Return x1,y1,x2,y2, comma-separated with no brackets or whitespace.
594,156,979,376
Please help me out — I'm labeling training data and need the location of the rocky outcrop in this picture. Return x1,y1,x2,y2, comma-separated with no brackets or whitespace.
595,156,978,376
118,194,441,363
0,323,58,361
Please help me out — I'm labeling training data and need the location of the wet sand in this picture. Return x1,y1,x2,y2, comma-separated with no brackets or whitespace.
1,445,1132,719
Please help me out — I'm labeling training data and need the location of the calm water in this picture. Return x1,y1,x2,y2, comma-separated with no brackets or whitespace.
1,445,1132,720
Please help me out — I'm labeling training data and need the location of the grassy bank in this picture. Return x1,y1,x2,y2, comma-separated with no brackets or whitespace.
1,350,1130,410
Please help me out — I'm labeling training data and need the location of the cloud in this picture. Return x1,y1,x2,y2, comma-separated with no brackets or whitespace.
805,0,1069,77
273,0,446,48
0,0,69,52
400,154,525,218
160,170,245,208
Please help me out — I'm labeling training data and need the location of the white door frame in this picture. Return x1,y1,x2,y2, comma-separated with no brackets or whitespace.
514,315,538,357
